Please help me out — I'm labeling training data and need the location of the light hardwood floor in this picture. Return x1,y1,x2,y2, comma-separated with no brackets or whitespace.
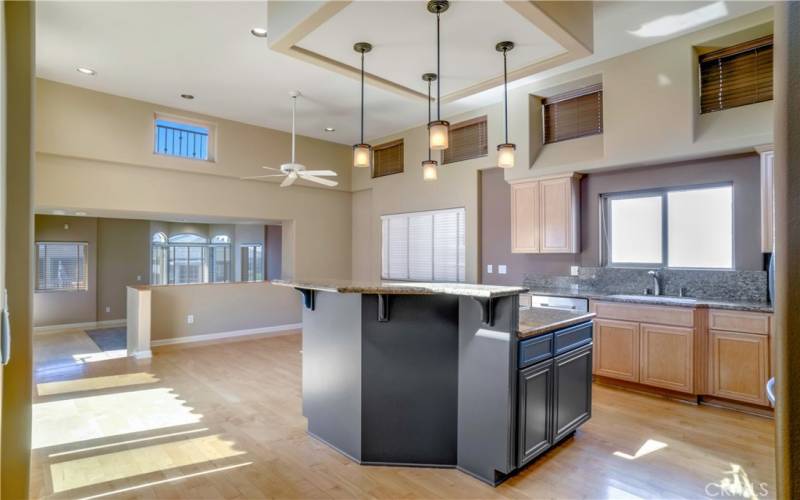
31,331,776,499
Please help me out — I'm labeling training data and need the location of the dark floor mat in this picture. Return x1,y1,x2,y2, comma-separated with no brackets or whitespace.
86,327,127,351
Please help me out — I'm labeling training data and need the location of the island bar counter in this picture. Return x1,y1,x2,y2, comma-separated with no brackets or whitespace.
272,279,594,485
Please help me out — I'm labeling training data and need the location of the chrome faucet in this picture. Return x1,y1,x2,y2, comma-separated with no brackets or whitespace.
648,270,662,296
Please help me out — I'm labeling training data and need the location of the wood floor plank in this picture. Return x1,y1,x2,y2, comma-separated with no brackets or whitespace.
31,331,776,499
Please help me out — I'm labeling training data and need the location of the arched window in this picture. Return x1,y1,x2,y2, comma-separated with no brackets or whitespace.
169,233,208,244
152,232,167,244
211,235,231,244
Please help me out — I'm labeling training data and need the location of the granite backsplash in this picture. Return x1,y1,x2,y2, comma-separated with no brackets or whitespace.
523,267,769,303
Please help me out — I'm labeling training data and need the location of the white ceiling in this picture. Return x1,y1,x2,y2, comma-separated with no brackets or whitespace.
297,2,565,97
36,1,769,145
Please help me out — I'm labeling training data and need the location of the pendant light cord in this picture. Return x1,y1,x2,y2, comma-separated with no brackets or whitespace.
427,79,432,161
360,50,365,145
436,12,441,120
503,48,508,144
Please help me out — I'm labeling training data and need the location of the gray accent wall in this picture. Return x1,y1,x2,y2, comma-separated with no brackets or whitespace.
481,153,763,285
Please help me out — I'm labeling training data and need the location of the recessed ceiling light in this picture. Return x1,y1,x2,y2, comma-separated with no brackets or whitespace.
76,67,96,76
324,127,336,132
250,27,268,38
180,94,194,100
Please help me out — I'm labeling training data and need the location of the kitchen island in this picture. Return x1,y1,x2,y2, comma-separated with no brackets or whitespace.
272,279,595,485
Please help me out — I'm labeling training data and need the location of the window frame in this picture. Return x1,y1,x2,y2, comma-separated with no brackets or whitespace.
153,112,217,162
35,241,89,292
601,182,735,270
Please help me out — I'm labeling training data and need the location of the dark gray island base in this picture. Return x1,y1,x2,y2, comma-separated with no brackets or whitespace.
272,279,595,485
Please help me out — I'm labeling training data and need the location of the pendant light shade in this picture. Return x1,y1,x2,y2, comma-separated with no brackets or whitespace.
427,0,450,151
421,72,438,181
496,41,516,169
353,42,373,168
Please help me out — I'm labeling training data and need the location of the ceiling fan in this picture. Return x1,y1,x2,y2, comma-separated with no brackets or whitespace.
242,91,338,188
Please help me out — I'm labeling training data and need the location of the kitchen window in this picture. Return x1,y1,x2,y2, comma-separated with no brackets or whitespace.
381,207,465,282
36,242,89,291
602,184,733,269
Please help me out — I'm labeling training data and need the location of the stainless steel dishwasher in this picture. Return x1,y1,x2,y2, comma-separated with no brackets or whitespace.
520,294,589,313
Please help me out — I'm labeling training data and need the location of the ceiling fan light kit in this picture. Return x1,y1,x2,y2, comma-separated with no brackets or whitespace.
496,40,516,169
353,41,374,168
427,0,450,151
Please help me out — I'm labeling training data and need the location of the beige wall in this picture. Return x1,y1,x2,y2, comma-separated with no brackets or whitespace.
350,9,774,283
149,282,299,342
97,218,149,321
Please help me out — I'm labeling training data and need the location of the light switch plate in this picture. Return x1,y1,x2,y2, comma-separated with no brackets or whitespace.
498,265,507,274
487,264,493,274
187,315,194,324
105,306,111,313
570,266,580,276
136,275,142,282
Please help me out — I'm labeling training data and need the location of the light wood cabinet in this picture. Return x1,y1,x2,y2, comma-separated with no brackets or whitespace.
709,330,769,406
510,174,580,254
757,146,774,253
511,181,540,253
593,318,639,382
640,323,694,393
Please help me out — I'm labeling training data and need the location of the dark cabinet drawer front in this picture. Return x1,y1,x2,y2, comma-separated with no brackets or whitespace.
554,322,593,355
553,344,593,442
519,333,554,368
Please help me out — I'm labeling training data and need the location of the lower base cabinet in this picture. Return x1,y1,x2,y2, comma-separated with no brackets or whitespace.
710,329,770,405
517,344,592,467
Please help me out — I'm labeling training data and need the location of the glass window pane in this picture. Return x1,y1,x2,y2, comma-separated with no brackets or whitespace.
610,196,663,264
668,186,733,268
408,215,433,281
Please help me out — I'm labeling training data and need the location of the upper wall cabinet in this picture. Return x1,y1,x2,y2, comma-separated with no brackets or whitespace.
511,174,581,254
757,145,774,253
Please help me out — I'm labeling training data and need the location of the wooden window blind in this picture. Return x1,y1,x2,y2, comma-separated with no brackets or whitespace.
372,139,404,178
442,116,488,164
542,83,603,144
699,35,773,114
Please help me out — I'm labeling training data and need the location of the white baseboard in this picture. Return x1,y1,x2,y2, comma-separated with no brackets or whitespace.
150,323,302,347
34,319,127,335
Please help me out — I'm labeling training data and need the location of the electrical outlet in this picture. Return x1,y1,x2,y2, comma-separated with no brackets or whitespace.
498,265,507,275
136,275,142,282
187,315,194,325
570,266,580,276
486,264,493,274
105,306,111,313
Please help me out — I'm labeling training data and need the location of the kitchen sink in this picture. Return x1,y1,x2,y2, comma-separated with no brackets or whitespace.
607,294,698,305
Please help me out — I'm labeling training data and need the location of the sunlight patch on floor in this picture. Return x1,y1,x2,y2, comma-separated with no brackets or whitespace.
37,372,159,396
32,387,201,449
50,434,245,493
49,427,209,458
72,349,128,364
613,439,668,460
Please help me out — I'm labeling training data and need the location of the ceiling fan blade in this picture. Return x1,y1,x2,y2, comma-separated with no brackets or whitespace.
261,166,281,171
301,170,338,177
241,174,286,180
281,172,298,187
300,174,338,187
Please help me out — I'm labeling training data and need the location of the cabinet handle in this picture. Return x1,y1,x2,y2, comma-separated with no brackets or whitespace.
1,290,10,366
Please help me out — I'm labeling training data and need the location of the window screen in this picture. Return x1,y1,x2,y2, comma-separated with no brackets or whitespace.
442,116,488,164
699,35,773,114
381,208,465,282
542,84,603,144
36,242,88,291
372,140,404,178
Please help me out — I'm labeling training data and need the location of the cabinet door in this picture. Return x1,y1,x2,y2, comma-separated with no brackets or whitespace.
511,181,540,253
539,177,577,253
593,319,640,382
760,150,774,253
553,344,592,442
640,323,694,393
517,359,553,466
710,330,769,405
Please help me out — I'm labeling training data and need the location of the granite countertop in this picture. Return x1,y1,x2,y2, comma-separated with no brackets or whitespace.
272,279,528,298
518,308,596,339
526,287,773,313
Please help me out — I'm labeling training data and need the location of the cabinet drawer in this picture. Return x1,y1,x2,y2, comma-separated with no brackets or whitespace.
519,333,554,368
592,301,694,327
554,321,592,355
709,309,770,335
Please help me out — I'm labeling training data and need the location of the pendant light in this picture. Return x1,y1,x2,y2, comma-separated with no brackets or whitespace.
353,42,373,168
427,0,449,151
496,41,516,169
421,73,438,181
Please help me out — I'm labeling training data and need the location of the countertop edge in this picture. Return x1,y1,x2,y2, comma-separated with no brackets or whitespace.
271,280,528,298
517,312,596,339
